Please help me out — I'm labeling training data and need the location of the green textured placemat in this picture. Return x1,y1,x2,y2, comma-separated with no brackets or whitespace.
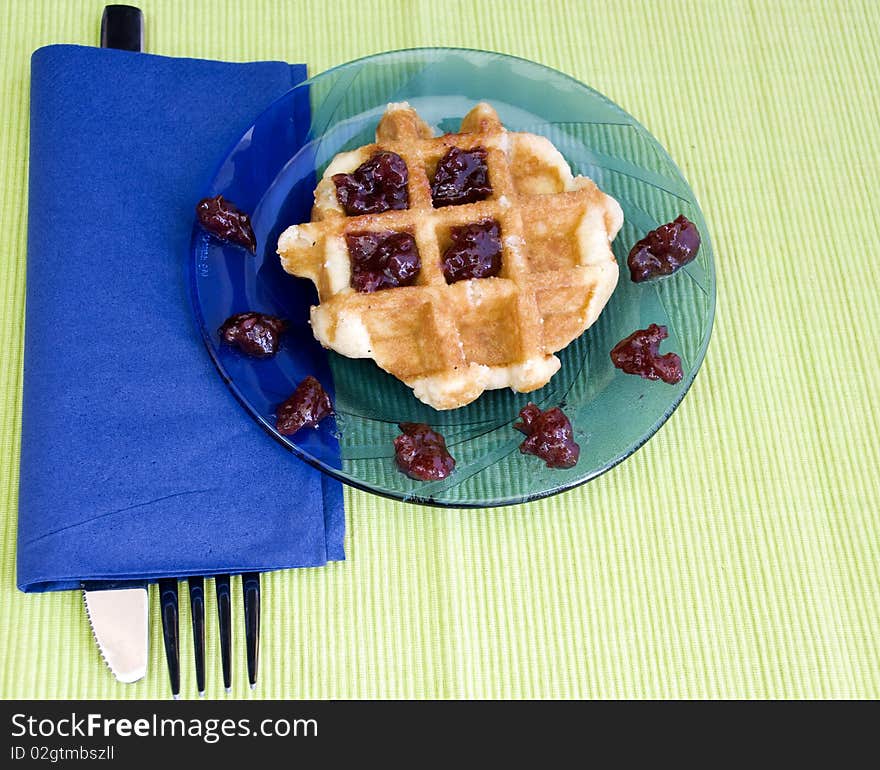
1,0,878,699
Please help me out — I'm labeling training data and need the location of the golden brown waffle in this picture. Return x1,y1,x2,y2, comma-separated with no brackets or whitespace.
277,102,623,410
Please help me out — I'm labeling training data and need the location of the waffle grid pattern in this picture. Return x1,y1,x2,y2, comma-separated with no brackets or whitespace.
279,103,622,409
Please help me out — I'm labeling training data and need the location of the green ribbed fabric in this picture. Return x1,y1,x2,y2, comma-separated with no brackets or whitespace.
1,0,878,699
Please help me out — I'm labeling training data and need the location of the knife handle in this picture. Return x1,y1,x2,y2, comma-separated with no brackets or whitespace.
100,5,144,52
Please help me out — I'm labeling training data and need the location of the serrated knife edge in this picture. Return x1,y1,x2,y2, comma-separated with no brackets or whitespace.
83,584,149,683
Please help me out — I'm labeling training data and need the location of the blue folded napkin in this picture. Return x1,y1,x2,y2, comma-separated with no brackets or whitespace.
17,44,344,592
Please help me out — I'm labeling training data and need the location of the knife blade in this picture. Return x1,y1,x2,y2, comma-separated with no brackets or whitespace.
82,583,149,683
82,4,149,686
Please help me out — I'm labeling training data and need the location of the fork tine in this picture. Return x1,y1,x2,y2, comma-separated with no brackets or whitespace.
157,578,180,699
188,577,206,696
215,574,232,692
242,573,261,689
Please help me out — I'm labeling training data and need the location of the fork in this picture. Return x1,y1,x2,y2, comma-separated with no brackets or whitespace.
101,3,262,699
158,574,261,697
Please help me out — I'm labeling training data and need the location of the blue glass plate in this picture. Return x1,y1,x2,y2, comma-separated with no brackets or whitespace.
189,48,715,507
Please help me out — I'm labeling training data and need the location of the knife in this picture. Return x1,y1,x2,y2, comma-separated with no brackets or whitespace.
82,4,149,686
82,581,149,683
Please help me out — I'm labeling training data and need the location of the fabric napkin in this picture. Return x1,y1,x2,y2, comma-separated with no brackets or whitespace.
17,44,344,592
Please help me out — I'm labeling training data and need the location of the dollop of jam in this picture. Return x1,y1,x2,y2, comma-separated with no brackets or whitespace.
442,219,502,284
276,375,333,436
219,312,287,358
333,151,409,216
196,194,257,253
628,215,701,282
610,324,683,384
393,423,456,481
514,403,580,469
431,146,492,207
347,230,421,293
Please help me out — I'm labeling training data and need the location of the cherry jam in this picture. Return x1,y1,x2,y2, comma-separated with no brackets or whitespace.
393,423,456,481
628,215,701,282
442,220,502,284
347,230,421,293
218,312,286,358
196,194,256,253
514,403,580,469
276,376,333,436
431,146,492,207
610,324,683,384
333,151,409,216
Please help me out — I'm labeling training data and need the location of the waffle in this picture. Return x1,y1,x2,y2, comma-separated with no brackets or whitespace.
277,102,623,410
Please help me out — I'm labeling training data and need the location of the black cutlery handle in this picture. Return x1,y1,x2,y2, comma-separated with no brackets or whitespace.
157,578,180,698
242,573,261,689
215,575,233,692
188,577,206,696
100,5,144,52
